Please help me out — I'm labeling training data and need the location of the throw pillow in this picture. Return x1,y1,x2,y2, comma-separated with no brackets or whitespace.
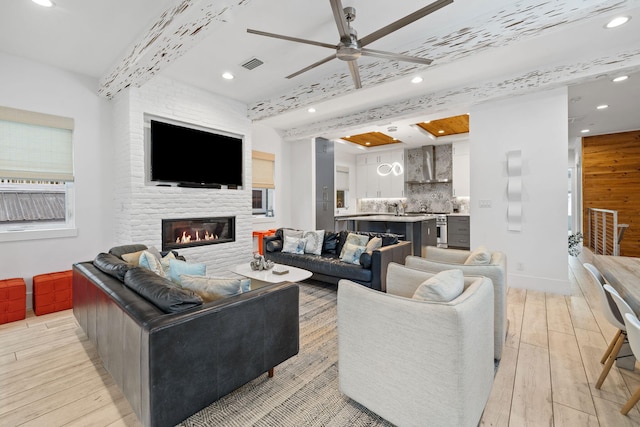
139,250,166,277
145,246,163,261
303,230,325,255
283,228,304,239
464,246,491,265
412,269,464,302
93,253,134,282
339,233,369,259
322,232,338,254
282,236,306,254
160,251,176,276
340,242,367,265
168,258,206,286
180,275,243,302
365,237,382,254
121,250,144,266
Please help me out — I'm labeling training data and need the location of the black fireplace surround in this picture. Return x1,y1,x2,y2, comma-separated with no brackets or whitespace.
162,216,235,251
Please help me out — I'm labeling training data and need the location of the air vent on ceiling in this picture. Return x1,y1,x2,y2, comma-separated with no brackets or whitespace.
241,58,264,70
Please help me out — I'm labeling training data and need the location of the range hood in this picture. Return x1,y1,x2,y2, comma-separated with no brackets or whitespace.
407,145,450,184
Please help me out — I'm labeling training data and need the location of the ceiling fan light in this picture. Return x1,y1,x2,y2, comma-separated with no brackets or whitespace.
32,0,54,7
605,16,630,28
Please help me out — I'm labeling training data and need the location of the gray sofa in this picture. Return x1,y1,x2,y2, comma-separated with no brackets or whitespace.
72,244,299,427
264,229,412,291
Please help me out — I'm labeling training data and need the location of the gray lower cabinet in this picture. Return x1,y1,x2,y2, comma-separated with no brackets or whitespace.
447,216,470,250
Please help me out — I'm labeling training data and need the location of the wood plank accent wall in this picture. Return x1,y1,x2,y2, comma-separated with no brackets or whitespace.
582,130,640,257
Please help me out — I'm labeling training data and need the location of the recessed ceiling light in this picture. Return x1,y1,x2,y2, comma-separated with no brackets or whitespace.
438,130,445,134
605,16,630,29
581,129,590,133
411,76,423,84
596,104,609,110
613,75,629,82
32,0,54,6
365,141,371,145
221,72,234,80
423,121,431,124
307,107,316,113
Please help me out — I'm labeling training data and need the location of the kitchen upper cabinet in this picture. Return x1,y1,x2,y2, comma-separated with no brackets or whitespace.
356,149,404,198
452,141,470,197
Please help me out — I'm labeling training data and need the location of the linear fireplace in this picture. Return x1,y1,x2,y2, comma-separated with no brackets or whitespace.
162,216,235,251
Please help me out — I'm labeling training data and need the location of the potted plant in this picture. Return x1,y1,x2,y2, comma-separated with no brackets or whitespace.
568,232,584,256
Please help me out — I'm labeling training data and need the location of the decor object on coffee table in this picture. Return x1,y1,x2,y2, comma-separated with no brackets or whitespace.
337,263,494,427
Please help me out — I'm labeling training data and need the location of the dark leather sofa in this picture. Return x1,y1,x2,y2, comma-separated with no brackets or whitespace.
72,244,299,427
264,229,412,292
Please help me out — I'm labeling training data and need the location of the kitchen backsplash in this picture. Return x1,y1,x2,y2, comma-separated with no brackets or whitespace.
356,144,470,214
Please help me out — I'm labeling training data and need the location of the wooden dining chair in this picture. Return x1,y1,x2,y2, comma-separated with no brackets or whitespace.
621,312,640,415
583,263,626,364
596,285,634,389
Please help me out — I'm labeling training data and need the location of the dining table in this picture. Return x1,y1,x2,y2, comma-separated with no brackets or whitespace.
593,254,640,370
593,255,640,316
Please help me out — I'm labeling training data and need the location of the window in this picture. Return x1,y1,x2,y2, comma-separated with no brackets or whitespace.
0,106,75,239
252,150,275,217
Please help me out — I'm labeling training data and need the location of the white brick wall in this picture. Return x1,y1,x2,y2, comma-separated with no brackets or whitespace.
112,77,253,273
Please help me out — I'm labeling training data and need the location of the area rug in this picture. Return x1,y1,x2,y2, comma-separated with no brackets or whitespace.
179,281,393,427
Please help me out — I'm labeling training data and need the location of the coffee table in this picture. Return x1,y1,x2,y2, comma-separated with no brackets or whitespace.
234,263,312,287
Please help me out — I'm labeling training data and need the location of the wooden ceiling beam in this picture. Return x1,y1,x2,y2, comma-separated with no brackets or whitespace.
98,0,254,99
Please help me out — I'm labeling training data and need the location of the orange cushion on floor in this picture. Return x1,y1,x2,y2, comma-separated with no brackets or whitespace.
0,278,26,324
33,270,73,316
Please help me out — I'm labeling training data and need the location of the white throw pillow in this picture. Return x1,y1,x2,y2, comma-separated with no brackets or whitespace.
282,236,306,254
180,275,243,302
365,236,382,254
412,269,464,302
283,229,304,239
464,246,491,265
340,242,367,265
339,233,370,259
303,230,325,255
138,250,165,277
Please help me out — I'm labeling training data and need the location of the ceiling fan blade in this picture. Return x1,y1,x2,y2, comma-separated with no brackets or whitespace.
347,60,362,89
286,54,337,79
247,29,336,50
361,48,433,65
359,0,453,47
329,0,351,41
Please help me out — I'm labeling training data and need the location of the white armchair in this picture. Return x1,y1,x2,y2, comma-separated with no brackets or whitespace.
337,263,495,427
405,246,507,360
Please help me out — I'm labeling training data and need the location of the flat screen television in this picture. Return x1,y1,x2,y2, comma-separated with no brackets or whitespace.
149,119,243,188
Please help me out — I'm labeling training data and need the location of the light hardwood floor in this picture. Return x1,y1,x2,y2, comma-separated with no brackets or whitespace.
2,250,640,426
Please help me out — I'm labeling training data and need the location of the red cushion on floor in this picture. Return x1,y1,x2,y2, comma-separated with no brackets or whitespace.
33,270,73,316
0,278,26,324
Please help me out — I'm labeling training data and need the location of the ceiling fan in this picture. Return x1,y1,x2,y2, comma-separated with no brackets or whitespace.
247,0,453,89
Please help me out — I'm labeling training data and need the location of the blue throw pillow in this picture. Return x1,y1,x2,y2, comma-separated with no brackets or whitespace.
169,258,206,286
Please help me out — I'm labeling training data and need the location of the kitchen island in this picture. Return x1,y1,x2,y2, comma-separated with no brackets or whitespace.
344,214,437,256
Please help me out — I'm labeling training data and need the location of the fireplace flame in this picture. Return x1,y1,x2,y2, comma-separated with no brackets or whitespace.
175,230,218,244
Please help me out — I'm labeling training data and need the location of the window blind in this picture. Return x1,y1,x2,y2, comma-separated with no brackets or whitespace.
252,150,275,189
0,107,74,181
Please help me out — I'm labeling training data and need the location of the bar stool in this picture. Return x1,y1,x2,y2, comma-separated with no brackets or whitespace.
253,229,276,255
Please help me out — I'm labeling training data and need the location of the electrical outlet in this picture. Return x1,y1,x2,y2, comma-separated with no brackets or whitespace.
516,262,524,271
479,200,492,208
